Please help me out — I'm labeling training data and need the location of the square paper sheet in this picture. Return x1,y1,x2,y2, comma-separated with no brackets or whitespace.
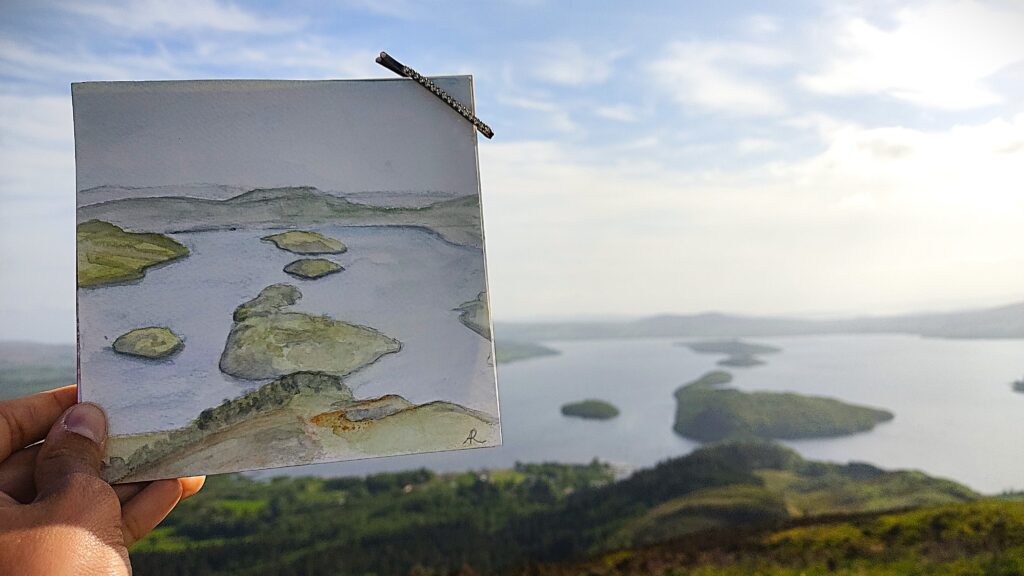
73,78,500,482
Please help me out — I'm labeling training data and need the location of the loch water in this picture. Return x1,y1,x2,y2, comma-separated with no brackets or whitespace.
263,334,1024,494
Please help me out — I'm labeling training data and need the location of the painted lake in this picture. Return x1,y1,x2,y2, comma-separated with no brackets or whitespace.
257,334,1024,494
78,225,497,436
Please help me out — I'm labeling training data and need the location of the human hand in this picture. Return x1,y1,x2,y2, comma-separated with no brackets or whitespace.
0,385,204,575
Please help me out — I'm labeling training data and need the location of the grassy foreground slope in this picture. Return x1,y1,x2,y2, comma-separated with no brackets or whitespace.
532,499,1024,576
128,441,974,575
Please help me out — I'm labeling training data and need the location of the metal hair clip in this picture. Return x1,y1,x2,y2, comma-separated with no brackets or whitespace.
376,51,494,139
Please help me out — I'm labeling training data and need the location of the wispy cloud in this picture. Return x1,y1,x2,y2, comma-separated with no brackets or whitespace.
801,1,1024,109
0,39,184,84
525,41,618,87
593,103,638,122
735,138,779,155
498,94,579,134
60,0,306,35
744,14,780,35
649,40,790,116
335,0,421,19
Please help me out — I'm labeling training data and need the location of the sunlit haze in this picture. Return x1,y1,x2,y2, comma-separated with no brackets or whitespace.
2,0,1023,342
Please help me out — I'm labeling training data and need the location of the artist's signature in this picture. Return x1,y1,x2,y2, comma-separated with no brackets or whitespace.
463,428,486,445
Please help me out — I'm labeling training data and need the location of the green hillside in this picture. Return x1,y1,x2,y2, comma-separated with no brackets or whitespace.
534,499,1024,575
129,441,975,575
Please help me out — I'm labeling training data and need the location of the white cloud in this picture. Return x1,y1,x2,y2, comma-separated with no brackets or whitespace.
801,1,1024,109
190,39,382,78
0,95,76,340
736,138,780,154
650,40,790,116
745,14,780,35
593,104,638,122
61,0,306,34
526,42,617,86
498,94,578,133
0,37,382,86
478,114,1024,319
0,94,75,199
785,115,1024,215
0,39,184,83
336,0,420,19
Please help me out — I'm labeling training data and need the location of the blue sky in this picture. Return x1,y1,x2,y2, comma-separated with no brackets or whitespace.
1,0,1023,342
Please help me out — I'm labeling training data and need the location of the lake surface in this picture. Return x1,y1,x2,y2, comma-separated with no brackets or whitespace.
256,334,1024,494
78,226,496,436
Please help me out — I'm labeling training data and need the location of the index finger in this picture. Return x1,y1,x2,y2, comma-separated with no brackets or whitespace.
0,385,78,461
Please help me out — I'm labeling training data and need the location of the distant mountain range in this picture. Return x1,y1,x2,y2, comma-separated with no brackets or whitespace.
497,301,1024,341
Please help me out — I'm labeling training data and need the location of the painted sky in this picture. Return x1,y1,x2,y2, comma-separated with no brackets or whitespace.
72,78,478,194
1,0,1023,342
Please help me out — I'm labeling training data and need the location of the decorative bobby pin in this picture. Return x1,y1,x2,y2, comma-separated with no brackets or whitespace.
376,51,494,139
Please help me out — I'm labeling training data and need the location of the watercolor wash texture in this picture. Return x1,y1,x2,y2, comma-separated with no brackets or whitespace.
73,79,500,483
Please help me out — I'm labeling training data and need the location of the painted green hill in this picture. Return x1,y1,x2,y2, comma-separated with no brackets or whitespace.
78,186,484,247
112,327,183,359
76,220,189,288
219,284,401,380
456,291,491,339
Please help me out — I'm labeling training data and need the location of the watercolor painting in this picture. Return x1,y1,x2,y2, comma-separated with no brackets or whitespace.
73,79,500,483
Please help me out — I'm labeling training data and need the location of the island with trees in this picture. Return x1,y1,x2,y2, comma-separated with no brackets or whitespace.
495,341,560,364
673,371,893,441
680,339,782,368
561,399,620,420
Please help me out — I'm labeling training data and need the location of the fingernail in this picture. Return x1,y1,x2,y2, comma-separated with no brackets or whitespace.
63,403,107,445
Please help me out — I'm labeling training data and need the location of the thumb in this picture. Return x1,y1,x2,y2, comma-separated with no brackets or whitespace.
34,402,109,500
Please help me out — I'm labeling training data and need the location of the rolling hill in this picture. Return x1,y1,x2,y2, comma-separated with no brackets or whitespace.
498,301,1024,341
